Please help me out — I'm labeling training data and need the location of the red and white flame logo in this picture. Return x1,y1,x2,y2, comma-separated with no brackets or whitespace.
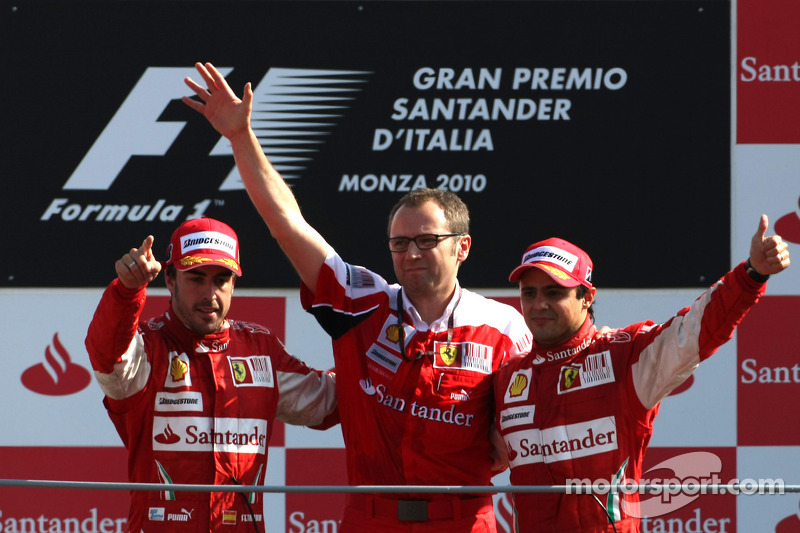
154,424,181,445
775,196,800,244
21,333,91,396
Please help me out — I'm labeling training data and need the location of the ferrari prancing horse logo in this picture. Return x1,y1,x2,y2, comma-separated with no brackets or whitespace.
564,367,579,388
439,344,458,366
232,361,247,383
432,342,493,374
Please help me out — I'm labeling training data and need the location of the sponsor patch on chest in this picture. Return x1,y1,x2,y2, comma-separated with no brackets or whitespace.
557,350,615,394
503,368,532,403
155,391,203,412
433,342,493,374
505,416,618,466
164,352,192,388
152,416,268,454
228,355,274,387
366,343,402,373
499,405,535,429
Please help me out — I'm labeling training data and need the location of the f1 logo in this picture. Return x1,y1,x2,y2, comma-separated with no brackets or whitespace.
63,67,233,191
63,66,370,192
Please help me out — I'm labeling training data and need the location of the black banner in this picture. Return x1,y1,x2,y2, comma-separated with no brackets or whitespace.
2,0,730,288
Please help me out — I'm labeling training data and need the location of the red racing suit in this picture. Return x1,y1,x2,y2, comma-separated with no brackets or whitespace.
301,251,532,532
86,279,337,533
493,262,766,532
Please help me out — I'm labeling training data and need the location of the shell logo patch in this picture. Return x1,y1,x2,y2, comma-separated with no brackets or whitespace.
509,373,528,397
503,368,532,403
386,324,401,344
165,353,193,388
170,356,189,381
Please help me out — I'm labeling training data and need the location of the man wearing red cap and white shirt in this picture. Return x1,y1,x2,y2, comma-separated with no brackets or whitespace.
85,217,337,532
494,216,790,532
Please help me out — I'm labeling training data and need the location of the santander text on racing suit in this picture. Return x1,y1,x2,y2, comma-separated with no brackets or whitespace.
86,279,337,532
494,262,766,532
301,250,532,532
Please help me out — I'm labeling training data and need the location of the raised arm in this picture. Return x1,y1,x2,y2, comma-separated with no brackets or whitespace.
87,235,160,400
183,62,330,291
632,214,790,409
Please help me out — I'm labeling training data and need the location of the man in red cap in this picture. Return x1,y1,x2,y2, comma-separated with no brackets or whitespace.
494,216,790,532
85,217,337,532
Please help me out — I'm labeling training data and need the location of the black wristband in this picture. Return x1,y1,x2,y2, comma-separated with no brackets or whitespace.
745,258,770,283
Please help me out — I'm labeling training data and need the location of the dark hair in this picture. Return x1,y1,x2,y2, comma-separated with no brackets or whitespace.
387,188,470,236
576,285,595,323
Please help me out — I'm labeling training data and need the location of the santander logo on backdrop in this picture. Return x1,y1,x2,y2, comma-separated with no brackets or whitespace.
775,196,800,244
21,332,92,395
737,0,800,144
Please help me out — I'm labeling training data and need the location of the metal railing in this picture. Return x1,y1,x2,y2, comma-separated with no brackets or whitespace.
2,480,798,495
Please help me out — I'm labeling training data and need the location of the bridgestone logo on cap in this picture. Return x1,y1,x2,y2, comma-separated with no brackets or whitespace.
523,246,578,272
181,231,237,257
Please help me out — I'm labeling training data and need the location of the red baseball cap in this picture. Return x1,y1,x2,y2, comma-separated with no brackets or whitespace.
165,218,242,277
509,237,592,288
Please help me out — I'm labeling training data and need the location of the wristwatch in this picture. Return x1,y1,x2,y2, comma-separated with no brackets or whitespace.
745,258,770,283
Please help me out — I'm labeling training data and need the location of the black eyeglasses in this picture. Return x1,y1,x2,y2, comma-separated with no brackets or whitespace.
386,233,463,253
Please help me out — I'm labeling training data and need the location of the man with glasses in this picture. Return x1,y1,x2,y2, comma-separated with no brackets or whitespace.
184,62,532,533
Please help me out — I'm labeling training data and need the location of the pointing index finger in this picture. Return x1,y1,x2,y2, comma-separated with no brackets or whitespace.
139,235,155,260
